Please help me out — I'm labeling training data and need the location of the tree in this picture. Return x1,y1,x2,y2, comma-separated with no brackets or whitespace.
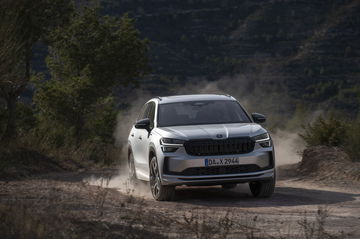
34,8,148,144
0,1,26,140
0,0,73,142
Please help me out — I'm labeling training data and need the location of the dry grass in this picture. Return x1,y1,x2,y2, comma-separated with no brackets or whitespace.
0,203,349,239
0,177,353,239
299,146,360,183
165,207,348,239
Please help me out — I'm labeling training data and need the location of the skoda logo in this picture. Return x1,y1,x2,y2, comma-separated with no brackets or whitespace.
216,134,223,138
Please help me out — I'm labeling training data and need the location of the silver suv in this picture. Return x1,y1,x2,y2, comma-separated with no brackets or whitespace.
128,94,275,201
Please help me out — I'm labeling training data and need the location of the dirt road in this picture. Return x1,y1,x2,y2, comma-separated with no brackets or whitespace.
1,167,359,238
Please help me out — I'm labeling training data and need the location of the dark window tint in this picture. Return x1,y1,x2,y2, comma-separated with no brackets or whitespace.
147,102,156,129
137,102,156,128
137,104,148,121
158,100,251,127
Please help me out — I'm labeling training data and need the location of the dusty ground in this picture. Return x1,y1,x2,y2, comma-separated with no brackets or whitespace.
0,165,359,238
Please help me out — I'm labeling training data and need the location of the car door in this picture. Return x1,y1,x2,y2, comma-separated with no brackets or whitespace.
132,102,153,180
131,104,149,179
139,102,156,178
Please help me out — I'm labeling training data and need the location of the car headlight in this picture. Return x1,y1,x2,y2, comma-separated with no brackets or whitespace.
252,133,271,147
160,138,185,145
252,133,269,142
160,138,185,152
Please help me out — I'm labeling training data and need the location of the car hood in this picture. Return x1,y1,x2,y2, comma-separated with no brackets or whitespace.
155,123,267,140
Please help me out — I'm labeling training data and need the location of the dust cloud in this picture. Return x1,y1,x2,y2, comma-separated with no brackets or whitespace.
83,90,154,196
114,90,152,157
84,174,152,198
271,130,304,166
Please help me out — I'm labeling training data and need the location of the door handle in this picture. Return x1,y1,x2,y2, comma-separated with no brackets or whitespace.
138,136,142,140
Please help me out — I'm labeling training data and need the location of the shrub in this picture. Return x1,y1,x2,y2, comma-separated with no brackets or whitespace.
344,116,360,161
299,115,348,147
16,102,37,136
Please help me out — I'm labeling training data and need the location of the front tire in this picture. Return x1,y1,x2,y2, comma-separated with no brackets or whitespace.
128,153,137,184
249,177,275,198
150,156,175,201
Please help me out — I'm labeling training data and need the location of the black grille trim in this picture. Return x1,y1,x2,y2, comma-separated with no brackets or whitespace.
184,137,255,156
167,164,266,176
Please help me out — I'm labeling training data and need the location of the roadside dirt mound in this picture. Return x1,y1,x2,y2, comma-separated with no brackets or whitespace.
0,145,86,180
298,145,360,183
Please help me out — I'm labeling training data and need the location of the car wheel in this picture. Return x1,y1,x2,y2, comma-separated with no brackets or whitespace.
128,153,137,184
249,177,275,198
221,184,237,189
149,156,175,201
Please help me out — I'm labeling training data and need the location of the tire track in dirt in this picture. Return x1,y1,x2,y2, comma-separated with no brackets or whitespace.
1,167,359,238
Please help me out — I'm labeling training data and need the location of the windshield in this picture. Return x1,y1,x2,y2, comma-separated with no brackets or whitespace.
157,100,251,127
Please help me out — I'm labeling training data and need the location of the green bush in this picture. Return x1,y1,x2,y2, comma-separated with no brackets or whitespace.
299,115,348,147
86,97,117,144
300,113,360,161
16,102,37,136
344,116,360,161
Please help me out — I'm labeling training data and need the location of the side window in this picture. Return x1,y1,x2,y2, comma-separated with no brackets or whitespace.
142,105,150,119
137,104,148,121
136,102,155,128
147,102,156,129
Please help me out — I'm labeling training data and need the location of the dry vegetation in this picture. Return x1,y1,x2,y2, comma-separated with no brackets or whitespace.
299,145,360,184
0,173,353,239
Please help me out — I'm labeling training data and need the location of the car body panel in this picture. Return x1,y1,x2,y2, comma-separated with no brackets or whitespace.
155,123,266,140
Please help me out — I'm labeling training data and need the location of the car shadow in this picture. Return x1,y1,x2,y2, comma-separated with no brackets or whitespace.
173,184,359,207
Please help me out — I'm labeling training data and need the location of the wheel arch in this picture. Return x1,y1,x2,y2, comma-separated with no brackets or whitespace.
149,144,157,164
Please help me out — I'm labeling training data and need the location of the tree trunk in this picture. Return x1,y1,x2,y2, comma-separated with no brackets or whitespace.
1,43,30,142
1,94,17,142
75,115,84,147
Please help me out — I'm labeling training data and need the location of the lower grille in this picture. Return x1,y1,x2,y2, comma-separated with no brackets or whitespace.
167,164,262,176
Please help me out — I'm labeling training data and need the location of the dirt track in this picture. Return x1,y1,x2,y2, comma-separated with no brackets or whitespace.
1,167,360,238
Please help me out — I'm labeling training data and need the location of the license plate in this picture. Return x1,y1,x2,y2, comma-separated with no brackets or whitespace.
205,158,240,167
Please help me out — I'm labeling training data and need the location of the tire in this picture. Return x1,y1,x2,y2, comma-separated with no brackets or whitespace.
221,184,237,189
149,156,175,201
128,153,137,184
249,177,275,198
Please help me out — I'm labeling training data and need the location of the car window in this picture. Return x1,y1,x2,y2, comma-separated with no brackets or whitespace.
137,103,150,121
147,102,156,129
157,100,251,127
137,105,146,121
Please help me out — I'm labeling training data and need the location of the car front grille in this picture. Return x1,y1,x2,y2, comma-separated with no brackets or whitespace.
184,137,255,156
168,164,262,176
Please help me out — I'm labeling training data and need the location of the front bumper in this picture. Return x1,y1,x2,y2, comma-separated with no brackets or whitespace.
162,169,275,186
160,146,275,186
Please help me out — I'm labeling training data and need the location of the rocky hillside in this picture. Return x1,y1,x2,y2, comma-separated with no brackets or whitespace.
31,0,360,114
101,0,360,111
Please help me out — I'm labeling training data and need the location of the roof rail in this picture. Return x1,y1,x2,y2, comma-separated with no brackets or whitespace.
155,96,162,101
224,94,232,98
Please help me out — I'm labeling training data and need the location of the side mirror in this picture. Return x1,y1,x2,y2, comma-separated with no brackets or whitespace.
252,113,266,123
135,118,151,132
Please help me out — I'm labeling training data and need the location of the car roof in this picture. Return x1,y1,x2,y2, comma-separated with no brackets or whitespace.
154,94,236,104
